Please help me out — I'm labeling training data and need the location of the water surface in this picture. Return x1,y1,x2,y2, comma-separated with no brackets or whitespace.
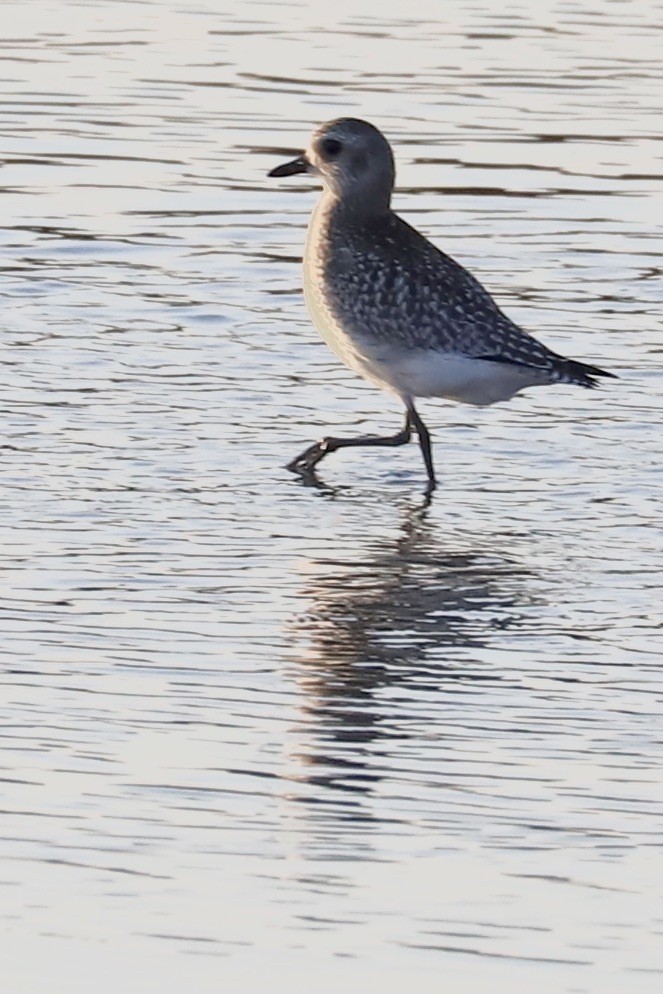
1,2,662,992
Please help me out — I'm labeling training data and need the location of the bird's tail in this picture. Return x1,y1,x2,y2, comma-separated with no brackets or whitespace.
552,356,618,389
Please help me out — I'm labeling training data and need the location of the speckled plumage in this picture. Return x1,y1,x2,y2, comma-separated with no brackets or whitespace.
304,179,609,402
269,117,615,488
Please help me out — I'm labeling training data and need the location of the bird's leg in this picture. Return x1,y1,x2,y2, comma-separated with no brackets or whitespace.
286,411,412,475
406,402,436,491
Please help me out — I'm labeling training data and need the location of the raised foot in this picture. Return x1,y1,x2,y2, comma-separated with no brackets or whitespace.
285,439,330,475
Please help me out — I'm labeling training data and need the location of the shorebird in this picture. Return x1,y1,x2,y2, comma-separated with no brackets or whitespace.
269,118,615,492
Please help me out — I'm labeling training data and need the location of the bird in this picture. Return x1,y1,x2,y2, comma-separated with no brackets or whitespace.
268,117,616,492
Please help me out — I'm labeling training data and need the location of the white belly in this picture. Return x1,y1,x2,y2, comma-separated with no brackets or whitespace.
381,349,545,405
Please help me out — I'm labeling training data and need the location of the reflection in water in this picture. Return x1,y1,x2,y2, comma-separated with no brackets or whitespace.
3,1,661,987
286,500,537,794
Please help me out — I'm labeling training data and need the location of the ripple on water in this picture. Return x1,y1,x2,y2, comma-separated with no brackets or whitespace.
1,1,663,992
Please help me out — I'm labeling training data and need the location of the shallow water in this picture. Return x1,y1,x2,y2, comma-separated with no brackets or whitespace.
1,1,662,992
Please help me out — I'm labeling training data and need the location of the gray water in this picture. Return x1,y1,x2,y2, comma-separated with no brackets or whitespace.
1,1,662,992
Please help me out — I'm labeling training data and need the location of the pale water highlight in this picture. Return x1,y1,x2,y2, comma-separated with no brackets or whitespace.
1,2,661,993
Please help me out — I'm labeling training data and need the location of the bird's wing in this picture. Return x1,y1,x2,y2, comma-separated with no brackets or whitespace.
397,226,559,371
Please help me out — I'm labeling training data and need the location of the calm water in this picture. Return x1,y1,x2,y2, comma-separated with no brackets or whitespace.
1,1,662,991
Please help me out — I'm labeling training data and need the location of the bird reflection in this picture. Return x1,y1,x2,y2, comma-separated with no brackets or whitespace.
285,499,537,801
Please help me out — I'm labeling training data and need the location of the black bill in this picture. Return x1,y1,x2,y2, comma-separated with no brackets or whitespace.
268,154,309,178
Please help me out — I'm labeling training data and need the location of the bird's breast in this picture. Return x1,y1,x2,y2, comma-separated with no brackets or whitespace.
303,205,371,371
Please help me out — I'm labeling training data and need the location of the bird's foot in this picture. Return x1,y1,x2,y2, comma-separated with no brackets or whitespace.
420,478,437,508
285,439,330,475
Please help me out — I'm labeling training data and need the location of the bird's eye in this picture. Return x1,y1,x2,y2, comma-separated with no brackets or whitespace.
320,137,342,159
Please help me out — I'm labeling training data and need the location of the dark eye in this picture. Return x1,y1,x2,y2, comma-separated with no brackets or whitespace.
320,137,342,159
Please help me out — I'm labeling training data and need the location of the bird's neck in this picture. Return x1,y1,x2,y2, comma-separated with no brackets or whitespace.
318,187,392,223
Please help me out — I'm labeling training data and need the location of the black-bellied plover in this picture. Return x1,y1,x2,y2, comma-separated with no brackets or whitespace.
269,118,616,492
